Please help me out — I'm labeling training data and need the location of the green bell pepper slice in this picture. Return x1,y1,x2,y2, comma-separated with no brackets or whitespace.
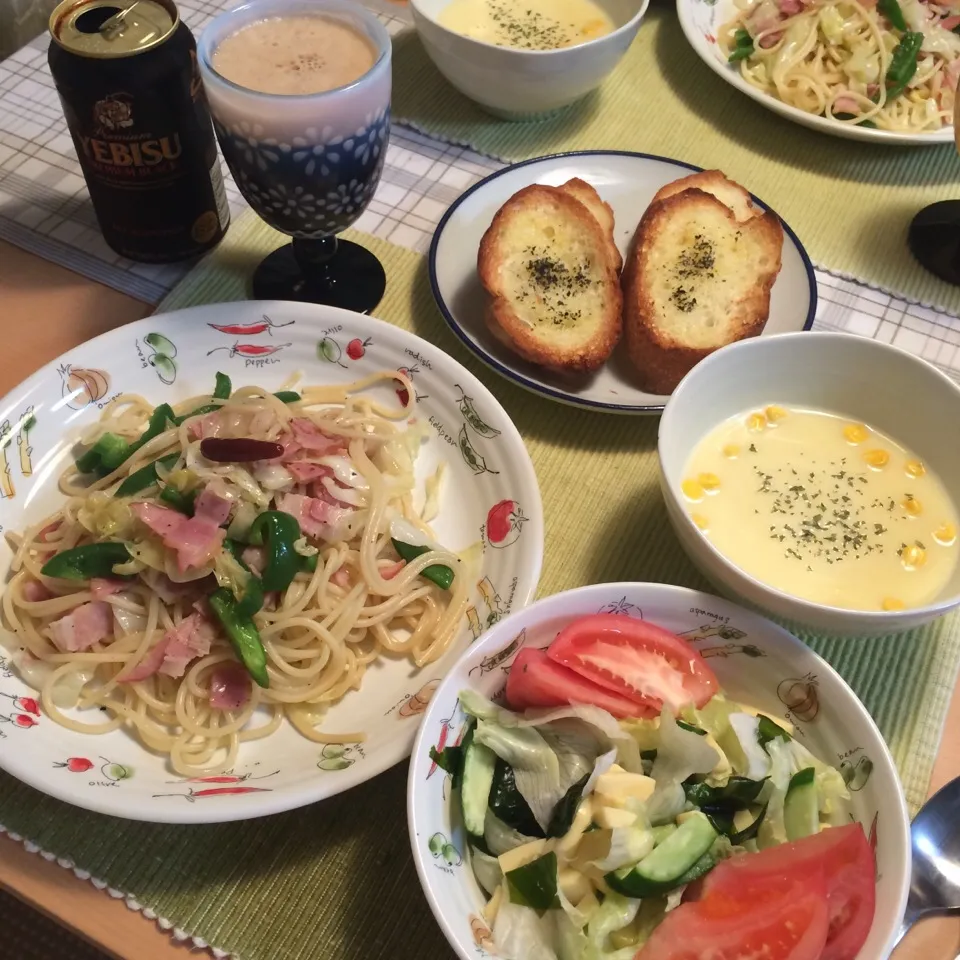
391,539,454,590
208,587,269,688
247,511,301,593
115,453,179,497
41,542,132,581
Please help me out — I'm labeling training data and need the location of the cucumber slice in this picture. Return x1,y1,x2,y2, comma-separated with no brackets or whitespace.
651,823,678,847
605,811,718,897
784,766,818,841
461,736,497,837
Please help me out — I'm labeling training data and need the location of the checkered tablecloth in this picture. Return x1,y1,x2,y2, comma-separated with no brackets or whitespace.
1,0,959,384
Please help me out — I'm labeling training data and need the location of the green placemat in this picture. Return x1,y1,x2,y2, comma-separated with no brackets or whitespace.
0,213,957,960
391,1,960,316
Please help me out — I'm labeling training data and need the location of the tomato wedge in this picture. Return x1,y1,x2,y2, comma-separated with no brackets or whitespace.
505,647,651,718
639,874,829,960
546,614,719,713
700,824,876,960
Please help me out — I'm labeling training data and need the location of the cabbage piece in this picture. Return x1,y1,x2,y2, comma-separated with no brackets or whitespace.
485,809,539,856
758,737,793,848
459,689,642,772
553,909,589,960
474,720,564,831
584,892,642,960
492,901,558,960
646,708,719,817
722,713,772,780
782,737,850,823
471,846,503,895
819,5,845,43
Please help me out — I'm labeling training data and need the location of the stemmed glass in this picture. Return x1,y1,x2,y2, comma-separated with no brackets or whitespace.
198,0,391,312
908,93,960,285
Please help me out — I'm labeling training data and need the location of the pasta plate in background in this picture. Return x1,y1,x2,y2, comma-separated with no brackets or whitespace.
0,301,543,823
678,0,957,143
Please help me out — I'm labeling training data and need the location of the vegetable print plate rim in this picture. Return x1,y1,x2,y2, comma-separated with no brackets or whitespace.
0,300,544,823
676,0,954,146
429,151,817,415
407,582,910,960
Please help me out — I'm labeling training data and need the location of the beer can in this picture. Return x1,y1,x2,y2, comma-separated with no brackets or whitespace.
48,0,230,263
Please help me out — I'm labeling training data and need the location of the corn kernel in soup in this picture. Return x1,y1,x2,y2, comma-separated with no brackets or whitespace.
681,406,959,611
437,0,615,50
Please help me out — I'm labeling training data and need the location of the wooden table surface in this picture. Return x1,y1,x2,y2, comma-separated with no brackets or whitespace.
0,236,958,959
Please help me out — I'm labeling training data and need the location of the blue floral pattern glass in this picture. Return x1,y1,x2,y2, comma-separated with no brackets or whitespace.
198,0,391,311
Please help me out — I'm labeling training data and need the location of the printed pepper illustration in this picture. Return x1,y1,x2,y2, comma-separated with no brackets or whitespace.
318,742,356,771
427,832,463,867
209,342,292,359
153,785,273,801
317,337,347,368
455,385,501,439
208,315,293,337
469,629,526,677
17,407,35,477
460,425,499,476
59,365,110,410
777,674,820,721
346,337,372,361
485,499,527,547
398,678,441,718
54,757,94,773
143,332,178,384
840,754,874,791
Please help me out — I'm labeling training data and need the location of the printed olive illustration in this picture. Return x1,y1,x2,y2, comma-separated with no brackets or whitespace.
317,742,354,771
101,760,133,781
318,338,346,368
144,332,177,358
441,843,462,866
777,676,820,721
428,832,446,857
148,353,177,385
840,755,874,792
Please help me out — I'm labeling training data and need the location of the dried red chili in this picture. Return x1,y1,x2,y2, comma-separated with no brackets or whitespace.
200,438,285,462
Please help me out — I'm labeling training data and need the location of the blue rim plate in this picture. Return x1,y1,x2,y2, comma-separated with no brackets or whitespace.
428,150,817,415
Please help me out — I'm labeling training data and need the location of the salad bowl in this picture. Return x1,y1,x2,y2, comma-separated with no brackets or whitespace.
407,582,910,960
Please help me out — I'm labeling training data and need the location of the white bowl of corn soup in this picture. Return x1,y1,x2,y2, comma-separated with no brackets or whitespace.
658,332,960,636
408,0,648,119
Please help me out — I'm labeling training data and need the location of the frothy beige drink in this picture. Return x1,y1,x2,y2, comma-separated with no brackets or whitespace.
212,16,376,95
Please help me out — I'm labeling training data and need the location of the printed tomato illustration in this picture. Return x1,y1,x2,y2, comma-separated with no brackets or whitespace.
15,697,40,716
54,757,94,773
13,714,36,728
346,337,371,361
486,499,528,548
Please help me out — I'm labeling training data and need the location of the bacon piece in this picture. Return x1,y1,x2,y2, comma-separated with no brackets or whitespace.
210,662,251,710
49,601,113,652
21,580,53,602
285,461,333,483
90,577,126,600
121,612,217,682
194,486,233,526
131,502,225,573
289,418,344,454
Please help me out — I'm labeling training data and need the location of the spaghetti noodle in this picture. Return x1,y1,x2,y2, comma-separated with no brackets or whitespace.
719,0,960,132
1,372,471,776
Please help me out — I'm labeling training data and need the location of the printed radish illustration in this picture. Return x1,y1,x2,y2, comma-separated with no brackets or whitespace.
12,714,36,728
54,757,94,773
346,337,371,361
486,499,527,548
15,696,39,716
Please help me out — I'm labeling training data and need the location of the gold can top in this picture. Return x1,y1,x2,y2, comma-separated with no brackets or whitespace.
49,0,179,58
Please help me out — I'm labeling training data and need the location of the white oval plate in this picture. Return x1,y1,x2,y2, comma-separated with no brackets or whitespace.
0,300,543,823
677,0,954,146
429,151,817,414
407,582,910,960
